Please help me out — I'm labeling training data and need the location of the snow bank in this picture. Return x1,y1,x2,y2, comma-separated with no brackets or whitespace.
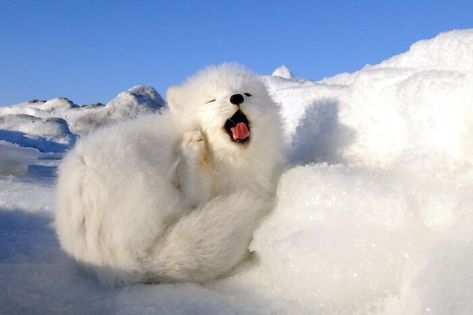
253,29,473,314
39,97,78,112
0,86,165,142
0,114,74,145
252,163,473,314
1,29,473,314
0,141,39,176
0,174,55,211
266,30,473,170
70,85,165,135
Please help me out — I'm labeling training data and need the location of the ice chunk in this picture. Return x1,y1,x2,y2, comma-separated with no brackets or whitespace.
272,65,293,79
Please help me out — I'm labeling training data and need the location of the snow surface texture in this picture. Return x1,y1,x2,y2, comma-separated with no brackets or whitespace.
1,29,473,314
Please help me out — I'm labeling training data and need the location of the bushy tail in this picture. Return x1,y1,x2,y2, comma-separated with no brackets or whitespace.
144,191,269,283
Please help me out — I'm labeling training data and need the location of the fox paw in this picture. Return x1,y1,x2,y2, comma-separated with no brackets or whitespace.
181,130,208,164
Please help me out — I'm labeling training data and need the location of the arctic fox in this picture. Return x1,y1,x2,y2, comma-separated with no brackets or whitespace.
55,64,283,284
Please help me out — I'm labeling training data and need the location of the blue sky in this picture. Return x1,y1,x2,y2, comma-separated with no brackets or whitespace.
1,0,472,106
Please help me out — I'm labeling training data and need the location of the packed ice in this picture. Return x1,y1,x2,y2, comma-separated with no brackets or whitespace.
1,29,473,314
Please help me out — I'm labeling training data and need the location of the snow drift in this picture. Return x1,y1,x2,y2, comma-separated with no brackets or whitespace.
254,29,473,314
71,85,165,135
1,29,473,314
0,85,165,140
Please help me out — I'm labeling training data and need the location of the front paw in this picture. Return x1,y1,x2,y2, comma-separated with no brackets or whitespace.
181,130,208,164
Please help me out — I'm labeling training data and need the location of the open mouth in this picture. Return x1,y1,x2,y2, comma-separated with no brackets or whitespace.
224,110,250,144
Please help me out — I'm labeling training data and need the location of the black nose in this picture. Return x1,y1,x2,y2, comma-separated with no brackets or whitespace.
230,94,244,106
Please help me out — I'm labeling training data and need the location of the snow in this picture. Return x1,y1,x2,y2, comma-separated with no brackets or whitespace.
0,141,39,176
0,85,165,137
0,114,75,147
272,65,293,79
71,85,165,135
1,29,473,314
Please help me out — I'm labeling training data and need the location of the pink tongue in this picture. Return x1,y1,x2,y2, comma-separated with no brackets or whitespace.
231,122,249,141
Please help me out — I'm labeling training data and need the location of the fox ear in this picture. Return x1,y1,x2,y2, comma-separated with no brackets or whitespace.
167,85,196,129
166,85,183,114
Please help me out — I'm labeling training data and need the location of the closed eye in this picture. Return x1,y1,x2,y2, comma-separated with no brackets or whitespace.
244,93,252,97
205,99,216,104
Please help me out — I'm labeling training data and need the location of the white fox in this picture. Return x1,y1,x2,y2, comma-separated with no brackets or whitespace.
55,64,284,284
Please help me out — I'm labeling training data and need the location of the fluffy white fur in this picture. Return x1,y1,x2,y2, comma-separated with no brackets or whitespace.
55,64,283,284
